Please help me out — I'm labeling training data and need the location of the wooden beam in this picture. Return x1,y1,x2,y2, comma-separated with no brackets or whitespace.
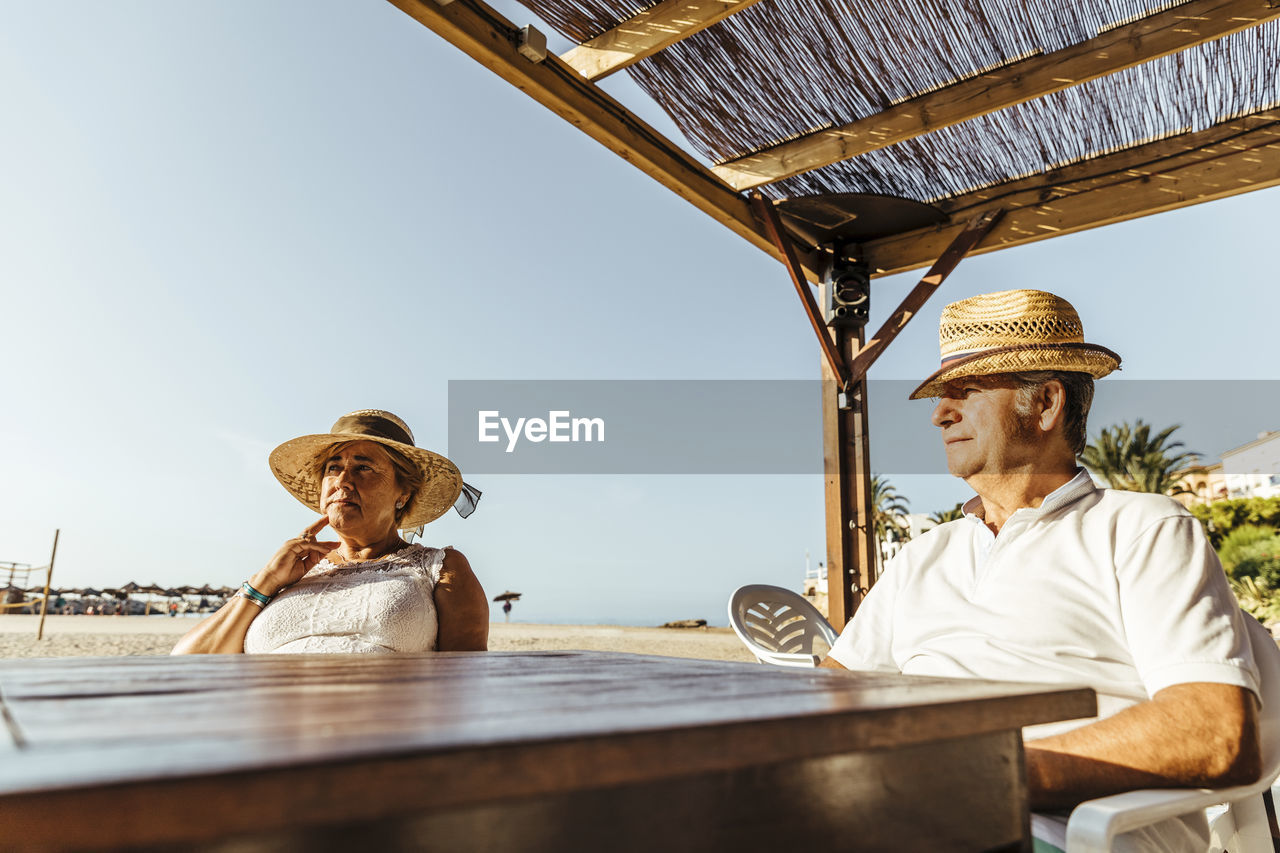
750,192,852,387
848,208,1003,382
713,0,1280,191
561,0,763,81
385,0,818,281
862,110,1280,277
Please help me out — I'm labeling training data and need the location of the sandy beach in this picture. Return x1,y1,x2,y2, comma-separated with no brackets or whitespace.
0,615,756,662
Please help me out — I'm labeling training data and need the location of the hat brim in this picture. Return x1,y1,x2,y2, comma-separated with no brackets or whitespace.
269,433,462,529
909,343,1121,400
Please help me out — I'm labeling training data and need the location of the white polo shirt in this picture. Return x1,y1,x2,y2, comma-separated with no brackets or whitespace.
828,469,1259,736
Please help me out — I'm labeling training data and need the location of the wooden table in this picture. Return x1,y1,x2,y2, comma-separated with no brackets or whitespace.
0,652,1094,852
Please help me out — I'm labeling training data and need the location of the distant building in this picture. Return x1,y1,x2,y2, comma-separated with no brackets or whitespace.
1220,431,1280,500
803,562,828,619
1170,462,1228,508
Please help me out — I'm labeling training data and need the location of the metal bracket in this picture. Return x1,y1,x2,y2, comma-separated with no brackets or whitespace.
518,25,547,62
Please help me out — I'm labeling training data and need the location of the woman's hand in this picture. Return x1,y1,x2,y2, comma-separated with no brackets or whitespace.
249,515,339,596
172,516,337,656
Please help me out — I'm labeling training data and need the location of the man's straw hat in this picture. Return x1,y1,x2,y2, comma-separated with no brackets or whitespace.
909,289,1121,400
269,410,466,528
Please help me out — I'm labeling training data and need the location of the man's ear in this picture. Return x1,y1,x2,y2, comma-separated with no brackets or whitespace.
1038,380,1068,433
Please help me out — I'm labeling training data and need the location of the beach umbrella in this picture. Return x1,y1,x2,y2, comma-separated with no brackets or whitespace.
492,591,522,602
77,587,102,597
197,584,217,595
162,588,184,598
121,582,143,594
140,583,166,595
179,586,200,596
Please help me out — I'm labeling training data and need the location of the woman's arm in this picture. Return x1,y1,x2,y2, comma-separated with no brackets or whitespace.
434,548,489,651
169,593,269,654
172,517,335,655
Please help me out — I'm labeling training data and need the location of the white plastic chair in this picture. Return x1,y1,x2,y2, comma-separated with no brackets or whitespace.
1066,613,1280,852
727,584,838,668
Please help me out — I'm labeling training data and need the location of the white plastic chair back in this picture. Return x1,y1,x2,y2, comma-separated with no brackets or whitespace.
727,584,839,668
1066,612,1280,852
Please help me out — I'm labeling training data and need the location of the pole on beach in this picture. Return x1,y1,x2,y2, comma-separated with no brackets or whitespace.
36,529,60,641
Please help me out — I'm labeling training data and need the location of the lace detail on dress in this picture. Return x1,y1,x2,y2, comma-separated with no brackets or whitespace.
244,544,449,654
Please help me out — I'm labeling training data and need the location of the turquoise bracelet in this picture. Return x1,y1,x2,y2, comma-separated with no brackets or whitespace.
240,581,272,607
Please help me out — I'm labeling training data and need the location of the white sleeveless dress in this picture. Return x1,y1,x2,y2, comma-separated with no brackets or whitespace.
243,544,447,654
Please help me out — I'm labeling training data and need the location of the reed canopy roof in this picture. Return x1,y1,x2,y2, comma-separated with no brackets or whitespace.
389,0,1279,274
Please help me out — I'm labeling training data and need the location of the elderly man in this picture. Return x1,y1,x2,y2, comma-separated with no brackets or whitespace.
821,289,1262,852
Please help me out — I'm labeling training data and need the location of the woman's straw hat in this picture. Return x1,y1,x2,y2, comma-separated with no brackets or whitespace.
909,289,1121,399
269,410,464,528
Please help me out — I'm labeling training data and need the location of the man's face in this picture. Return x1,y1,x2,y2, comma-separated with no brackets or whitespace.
930,374,1039,480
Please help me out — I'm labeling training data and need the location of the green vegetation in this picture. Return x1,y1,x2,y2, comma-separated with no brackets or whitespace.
1188,507,1280,625
1217,525,1280,587
1228,576,1280,625
1190,496,1280,548
872,474,911,546
1080,420,1198,495
930,503,965,525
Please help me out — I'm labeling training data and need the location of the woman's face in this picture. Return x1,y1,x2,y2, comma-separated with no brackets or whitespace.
319,441,409,539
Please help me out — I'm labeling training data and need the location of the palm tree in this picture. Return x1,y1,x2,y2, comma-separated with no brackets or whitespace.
930,503,965,525
1080,420,1199,495
871,475,911,567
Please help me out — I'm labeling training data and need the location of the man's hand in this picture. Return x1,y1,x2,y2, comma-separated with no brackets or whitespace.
1025,682,1261,810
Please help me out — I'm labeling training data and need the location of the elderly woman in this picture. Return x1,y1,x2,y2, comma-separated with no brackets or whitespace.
173,410,488,654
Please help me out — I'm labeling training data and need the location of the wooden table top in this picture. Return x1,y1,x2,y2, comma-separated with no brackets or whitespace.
0,651,1094,844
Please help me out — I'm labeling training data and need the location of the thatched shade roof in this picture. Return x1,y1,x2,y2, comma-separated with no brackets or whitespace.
388,0,1279,276
518,0,1277,202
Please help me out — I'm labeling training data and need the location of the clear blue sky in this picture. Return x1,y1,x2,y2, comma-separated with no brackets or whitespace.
1,3,1276,625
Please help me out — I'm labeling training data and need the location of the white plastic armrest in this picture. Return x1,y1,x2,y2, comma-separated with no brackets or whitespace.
755,650,821,668
1066,783,1263,853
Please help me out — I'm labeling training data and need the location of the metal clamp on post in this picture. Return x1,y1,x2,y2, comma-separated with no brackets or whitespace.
821,251,871,331
518,25,547,62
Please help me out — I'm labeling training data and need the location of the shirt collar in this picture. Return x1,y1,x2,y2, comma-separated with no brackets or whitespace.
962,468,1096,521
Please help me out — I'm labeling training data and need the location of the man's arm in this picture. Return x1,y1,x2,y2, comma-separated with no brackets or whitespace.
1025,681,1261,810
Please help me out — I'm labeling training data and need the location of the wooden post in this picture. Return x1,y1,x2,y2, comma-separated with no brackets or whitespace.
822,329,877,627
36,530,59,641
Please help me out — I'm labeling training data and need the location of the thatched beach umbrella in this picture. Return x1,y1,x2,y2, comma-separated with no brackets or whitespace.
136,582,166,614
492,591,522,602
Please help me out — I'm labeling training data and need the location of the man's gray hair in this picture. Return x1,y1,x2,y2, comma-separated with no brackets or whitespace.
1007,371,1095,456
